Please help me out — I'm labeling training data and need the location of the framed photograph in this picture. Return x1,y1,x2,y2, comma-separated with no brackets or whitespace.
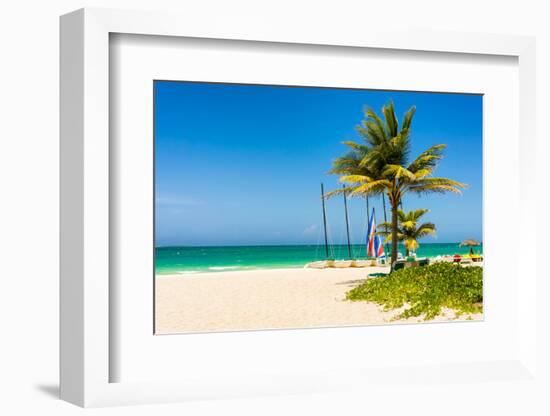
152,81,484,335
60,8,539,408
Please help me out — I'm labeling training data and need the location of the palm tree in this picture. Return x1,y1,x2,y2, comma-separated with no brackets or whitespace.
378,209,436,257
327,112,392,249
326,101,466,268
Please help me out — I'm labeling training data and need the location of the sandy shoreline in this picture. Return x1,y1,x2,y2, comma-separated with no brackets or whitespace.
155,267,482,334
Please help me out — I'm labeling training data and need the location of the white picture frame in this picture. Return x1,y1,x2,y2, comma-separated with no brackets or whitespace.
60,7,538,408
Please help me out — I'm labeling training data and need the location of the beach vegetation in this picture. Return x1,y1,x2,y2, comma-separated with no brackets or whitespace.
346,262,483,319
326,102,466,267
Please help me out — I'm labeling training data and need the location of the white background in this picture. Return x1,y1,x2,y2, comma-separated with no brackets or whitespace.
1,1,548,415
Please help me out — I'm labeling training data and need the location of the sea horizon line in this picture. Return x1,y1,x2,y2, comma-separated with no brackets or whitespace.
155,241,482,249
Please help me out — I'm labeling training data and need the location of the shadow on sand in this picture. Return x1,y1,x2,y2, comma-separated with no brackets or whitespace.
336,279,367,286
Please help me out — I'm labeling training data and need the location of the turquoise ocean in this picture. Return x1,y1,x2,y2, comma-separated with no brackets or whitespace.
155,243,483,275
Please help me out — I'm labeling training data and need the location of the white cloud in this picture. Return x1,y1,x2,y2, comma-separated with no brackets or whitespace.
155,195,204,207
302,224,318,236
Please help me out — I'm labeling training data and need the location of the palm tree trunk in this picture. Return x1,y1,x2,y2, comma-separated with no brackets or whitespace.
382,194,389,258
391,201,399,268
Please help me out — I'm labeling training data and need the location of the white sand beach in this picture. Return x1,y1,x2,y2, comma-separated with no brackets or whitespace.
155,267,482,334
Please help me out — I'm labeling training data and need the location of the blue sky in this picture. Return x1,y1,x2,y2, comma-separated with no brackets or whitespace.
155,81,482,247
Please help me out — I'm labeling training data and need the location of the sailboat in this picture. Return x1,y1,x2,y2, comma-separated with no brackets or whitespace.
305,183,335,269
333,185,354,268
365,207,386,265
305,183,372,269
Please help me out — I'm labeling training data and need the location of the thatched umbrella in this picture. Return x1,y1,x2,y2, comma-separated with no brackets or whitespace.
459,239,481,256
459,239,481,247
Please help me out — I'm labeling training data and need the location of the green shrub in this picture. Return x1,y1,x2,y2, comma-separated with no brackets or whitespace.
346,262,483,320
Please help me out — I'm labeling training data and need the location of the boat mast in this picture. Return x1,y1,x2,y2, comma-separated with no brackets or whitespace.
366,196,370,259
342,185,352,259
320,183,329,259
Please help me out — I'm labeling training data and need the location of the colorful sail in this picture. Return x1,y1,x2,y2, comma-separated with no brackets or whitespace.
373,229,384,258
366,207,385,258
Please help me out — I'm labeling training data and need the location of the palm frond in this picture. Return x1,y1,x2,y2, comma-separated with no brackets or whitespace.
409,208,429,220
382,101,398,137
363,107,388,145
328,154,363,175
377,222,392,232
323,188,346,199
348,179,391,196
400,220,416,230
408,177,467,195
387,133,411,166
358,146,384,169
397,210,407,222
415,223,436,237
342,141,370,153
382,164,416,180
408,184,463,195
401,106,416,131
384,232,405,244
339,174,372,184
407,144,446,173
411,168,434,179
